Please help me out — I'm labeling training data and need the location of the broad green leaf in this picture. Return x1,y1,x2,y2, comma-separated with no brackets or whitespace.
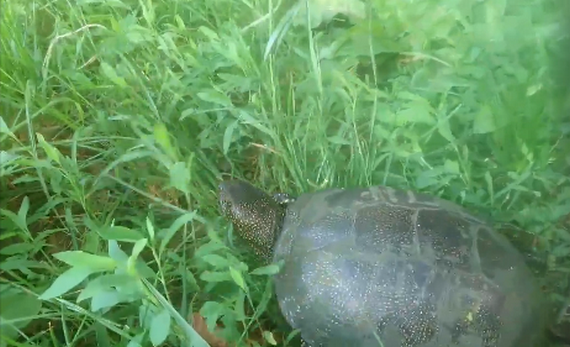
169,161,190,194
437,118,456,143
197,90,232,107
0,259,48,271
36,133,62,164
100,62,127,87
131,238,148,258
222,120,239,155
94,322,112,347
139,0,155,25
473,105,496,134
146,216,155,242
0,289,42,340
234,290,247,321
173,15,186,30
263,331,278,346
229,266,247,292
199,301,226,331
200,271,231,283
0,150,19,167
127,333,144,347
0,243,34,255
98,226,145,242
17,196,29,226
395,104,435,125
182,268,200,291
250,264,281,276
149,309,171,346
328,135,351,145
154,122,176,160
91,289,121,311
0,116,15,138
39,266,94,300
108,240,129,262
443,160,460,175
237,110,274,137
415,168,443,189
49,170,63,194
114,276,145,298
201,254,229,268
77,274,134,303
54,251,117,272
198,26,219,41
77,276,109,303
193,240,227,259
526,84,542,96
135,258,158,279
142,278,209,347
139,303,154,327
229,258,249,273
0,209,28,233
127,238,148,275
83,229,101,254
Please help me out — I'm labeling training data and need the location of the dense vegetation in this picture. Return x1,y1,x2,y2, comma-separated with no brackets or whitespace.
1,0,569,346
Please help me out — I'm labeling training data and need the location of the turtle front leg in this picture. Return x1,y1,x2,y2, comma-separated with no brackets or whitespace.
300,338,312,347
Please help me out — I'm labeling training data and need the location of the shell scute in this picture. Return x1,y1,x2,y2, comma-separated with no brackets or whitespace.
353,204,416,254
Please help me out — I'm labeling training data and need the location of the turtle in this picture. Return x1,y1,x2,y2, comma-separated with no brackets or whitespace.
218,179,548,347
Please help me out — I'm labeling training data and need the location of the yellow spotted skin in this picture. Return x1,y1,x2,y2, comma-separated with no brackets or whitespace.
218,180,548,347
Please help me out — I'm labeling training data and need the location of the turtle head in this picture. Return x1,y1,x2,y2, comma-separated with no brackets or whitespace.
218,179,287,262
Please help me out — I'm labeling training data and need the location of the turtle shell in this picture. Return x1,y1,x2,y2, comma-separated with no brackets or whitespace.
272,185,546,347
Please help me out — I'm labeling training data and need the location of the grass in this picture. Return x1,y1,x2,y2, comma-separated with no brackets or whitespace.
0,0,569,346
